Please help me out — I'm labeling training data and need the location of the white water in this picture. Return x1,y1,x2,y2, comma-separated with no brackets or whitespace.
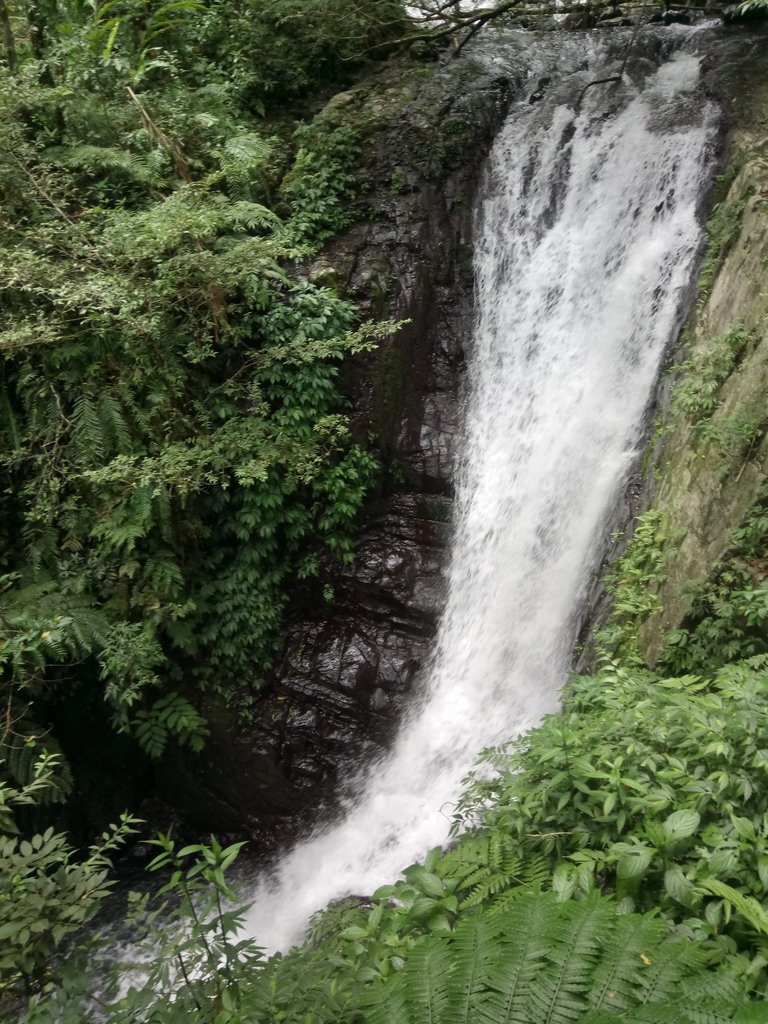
245,36,718,953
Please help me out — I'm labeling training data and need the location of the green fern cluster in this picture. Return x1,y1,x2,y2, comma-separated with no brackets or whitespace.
595,510,668,663
18,647,768,1024
263,656,768,1021
437,832,550,910
363,893,750,1024
205,658,767,1024
450,658,768,945
671,326,754,425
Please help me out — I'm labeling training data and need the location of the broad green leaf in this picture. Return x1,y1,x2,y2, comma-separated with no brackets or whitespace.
664,866,695,906
662,809,701,842
614,843,656,880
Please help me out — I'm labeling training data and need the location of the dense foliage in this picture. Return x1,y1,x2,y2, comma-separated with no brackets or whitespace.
2,1,768,1022
0,1,410,1008
0,0,411,792
12,656,768,1021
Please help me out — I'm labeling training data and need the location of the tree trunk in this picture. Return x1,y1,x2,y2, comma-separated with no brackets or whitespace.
0,0,17,71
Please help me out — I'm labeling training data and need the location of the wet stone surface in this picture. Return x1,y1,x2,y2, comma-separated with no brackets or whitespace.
156,52,517,835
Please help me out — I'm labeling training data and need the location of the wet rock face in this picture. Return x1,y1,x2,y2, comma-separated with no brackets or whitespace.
161,492,454,833
259,493,452,800
341,60,516,491
156,56,515,834
261,63,515,807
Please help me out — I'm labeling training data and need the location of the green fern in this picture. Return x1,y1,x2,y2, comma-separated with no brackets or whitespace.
478,892,558,1024
72,394,109,465
45,145,164,188
529,896,608,1024
588,916,666,1014
225,200,282,233
131,693,207,758
404,941,454,1024
437,831,536,909
442,917,495,1024
219,132,274,202
364,894,752,1024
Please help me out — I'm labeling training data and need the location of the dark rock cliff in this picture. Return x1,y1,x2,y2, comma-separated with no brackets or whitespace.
157,53,517,834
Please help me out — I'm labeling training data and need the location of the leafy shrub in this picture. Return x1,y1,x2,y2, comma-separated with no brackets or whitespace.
449,657,768,963
362,892,752,1024
595,510,667,663
671,326,753,424
196,0,409,111
0,757,137,999
697,191,751,302
660,493,768,675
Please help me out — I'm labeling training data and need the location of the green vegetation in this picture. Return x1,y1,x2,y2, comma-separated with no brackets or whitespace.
2,1,768,1022
660,489,768,675
671,326,753,424
12,656,768,1021
0,0,408,791
697,191,751,302
594,510,667,664
0,0,410,1009
0,753,138,1000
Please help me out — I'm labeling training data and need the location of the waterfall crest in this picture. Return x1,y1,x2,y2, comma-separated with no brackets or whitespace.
245,31,719,952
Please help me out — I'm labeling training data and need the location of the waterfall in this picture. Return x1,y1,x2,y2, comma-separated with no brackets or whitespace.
244,30,719,953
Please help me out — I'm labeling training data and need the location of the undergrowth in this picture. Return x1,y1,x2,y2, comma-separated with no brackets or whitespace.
697,188,752,302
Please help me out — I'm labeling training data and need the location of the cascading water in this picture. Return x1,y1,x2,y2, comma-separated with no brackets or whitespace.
245,29,720,952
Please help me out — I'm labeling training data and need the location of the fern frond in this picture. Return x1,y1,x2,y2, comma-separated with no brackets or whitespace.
588,914,666,1014
486,887,532,915
143,555,183,599
225,201,281,233
98,391,133,458
579,1014,626,1024
677,964,748,1011
438,831,528,910
528,896,609,1024
402,938,454,1024
630,1007,694,1023
683,1008,755,1024
72,394,107,464
521,853,551,888
444,917,494,1024
364,973,408,1024
477,892,557,1024
130,693,207,758
223,132,273,167
220,132,273,203
636,942,707,1007
151,488,173,542
45,145,162,187
365,894,752,1024
92,484,156,554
